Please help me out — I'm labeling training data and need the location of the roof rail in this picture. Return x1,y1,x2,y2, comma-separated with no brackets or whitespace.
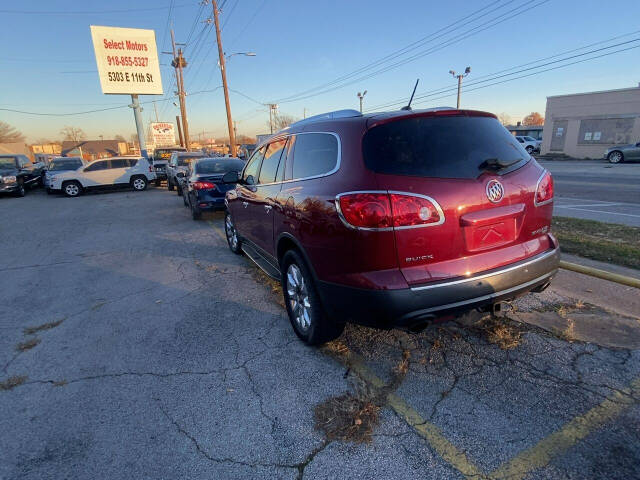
287,109,362,128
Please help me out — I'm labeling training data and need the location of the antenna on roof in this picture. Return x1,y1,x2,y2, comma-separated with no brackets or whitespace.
401,79,419,111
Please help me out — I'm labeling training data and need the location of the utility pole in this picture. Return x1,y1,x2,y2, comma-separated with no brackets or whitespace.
266,103,278,134
303,107,307,119
357,90,367,113
153,101,159,122
176,115,184,147
211,0,237,156
449,67,471,109
170,29,190,149
233,121,238,141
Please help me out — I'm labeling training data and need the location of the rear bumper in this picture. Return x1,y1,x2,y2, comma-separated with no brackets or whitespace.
317,247,560,329
195,196,226,211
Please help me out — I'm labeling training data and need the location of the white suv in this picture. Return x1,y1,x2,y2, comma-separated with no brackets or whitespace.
48,156,156,197
515,136,540,154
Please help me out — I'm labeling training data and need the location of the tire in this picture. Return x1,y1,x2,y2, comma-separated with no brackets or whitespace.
607,151,624,164
62,181,82,197
182,190,189,207
168,177,175,191
131,176,148,191
176,182,183,196
280,250,345,345
224,211,242,254
14,181,26,197
155,179,161,187
526,146,534,154
46,188,53,195
191,203,202,220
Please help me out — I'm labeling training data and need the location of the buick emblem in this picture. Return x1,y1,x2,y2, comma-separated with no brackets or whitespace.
486,180,504,203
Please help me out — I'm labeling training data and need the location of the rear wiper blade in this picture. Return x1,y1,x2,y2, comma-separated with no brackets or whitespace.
478,157,522,172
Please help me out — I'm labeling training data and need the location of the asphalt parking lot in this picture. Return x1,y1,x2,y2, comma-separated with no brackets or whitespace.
1,187,639,479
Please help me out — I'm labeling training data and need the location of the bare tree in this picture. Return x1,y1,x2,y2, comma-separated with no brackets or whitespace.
114,135,126,142
497,113,511,126
0,121,26,143
60,126,86,142
267,114,297,132
35,138,54,145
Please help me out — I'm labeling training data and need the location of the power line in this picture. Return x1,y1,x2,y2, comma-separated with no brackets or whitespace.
366,43,640,112
0,3,191,14
274,0,511,103
227,0,266,49
160,0,176,53
222,0,239,31
276,0,552,104
366,36,640,111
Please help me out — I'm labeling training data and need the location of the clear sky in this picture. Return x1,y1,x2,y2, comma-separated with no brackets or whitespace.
1,0,640,143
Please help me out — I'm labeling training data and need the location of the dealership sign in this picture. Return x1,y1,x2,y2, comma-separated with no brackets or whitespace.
90,25,163,95
150,122,176,147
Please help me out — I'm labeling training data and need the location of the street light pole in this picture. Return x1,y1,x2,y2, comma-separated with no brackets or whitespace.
357,90,367,113
211,0,237,157
449,67,471,109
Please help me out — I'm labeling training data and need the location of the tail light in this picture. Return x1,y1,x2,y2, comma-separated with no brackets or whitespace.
337,191,444,230
534,171,553,206
192,181,216,190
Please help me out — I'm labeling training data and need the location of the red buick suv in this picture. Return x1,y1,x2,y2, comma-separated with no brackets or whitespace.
223,108,559,345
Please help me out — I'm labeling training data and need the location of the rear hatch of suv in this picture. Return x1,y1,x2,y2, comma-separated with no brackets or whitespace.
362,110,555,286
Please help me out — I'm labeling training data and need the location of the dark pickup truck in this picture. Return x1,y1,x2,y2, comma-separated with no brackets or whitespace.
0,155,45,197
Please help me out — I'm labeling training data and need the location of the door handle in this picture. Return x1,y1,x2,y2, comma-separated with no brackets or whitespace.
264,205,272,213
242,201,248,208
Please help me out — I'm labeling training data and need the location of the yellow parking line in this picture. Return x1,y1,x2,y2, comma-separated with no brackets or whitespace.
208,221,226,243
347,354,485,479
490,378,640,480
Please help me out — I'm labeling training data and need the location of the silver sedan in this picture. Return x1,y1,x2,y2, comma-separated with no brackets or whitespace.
605,142,640,163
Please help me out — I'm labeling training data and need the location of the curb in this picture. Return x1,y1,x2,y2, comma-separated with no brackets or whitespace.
559,261,640,289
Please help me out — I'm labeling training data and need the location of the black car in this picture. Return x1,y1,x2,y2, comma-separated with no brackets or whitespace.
0,155,45,197
179,157,244,220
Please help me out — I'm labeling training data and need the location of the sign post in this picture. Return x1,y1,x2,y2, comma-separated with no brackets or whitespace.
90,25,163,158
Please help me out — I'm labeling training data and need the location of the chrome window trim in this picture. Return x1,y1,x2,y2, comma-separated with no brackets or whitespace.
251,131,342,187
334,190,446,231
410,248,558,291
534,169,554,207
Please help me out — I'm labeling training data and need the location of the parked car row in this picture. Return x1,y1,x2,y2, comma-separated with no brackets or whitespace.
163,108,560,346
0,155,157,198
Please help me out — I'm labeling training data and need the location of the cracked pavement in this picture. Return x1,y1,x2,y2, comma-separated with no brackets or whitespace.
1,188,639,479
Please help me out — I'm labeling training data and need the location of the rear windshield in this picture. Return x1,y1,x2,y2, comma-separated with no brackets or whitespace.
49,158,83,171
195,158,245,174
363,116,529,179
177,155,202,166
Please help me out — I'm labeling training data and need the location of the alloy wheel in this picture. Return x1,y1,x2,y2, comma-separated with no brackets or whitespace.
286,264,311,331
133,178,146,190
609,151,622,163
65,184,79,196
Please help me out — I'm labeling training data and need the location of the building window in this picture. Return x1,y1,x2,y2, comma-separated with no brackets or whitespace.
578,118,634,144
593,131,602,141
556,127,564,137
584,132,592,141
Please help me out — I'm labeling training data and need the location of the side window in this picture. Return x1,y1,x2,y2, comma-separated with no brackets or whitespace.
243,146,265,185
18,156,29,167
85,161,109,172
290,133,339,180
128,158,139,167
111,159,128,168
516,137,524,143
258,138,287,184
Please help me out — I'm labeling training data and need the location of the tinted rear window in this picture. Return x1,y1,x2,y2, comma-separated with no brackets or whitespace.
195,158,245,174
363,116,529,179
49,159,82,171
177,155,202,166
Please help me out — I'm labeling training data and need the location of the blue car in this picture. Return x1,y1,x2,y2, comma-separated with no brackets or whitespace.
179,157,245,220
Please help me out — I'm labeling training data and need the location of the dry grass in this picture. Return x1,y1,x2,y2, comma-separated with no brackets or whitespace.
23,319,64,335
484,318,522,350
0,375,27,391
16,337,41,352
314,393,381,443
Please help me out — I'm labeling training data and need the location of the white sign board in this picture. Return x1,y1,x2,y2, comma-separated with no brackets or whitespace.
150,122,176,147
90,25,163,95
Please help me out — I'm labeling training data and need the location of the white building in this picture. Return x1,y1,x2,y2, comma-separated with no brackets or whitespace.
541,85,640,159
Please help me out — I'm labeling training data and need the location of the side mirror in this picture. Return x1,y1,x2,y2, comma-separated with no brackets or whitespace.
245,174,256,186
176,171,185,178
222,170,240,184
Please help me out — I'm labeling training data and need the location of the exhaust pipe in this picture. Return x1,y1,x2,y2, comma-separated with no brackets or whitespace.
407,314,436,333
532,281,550,293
